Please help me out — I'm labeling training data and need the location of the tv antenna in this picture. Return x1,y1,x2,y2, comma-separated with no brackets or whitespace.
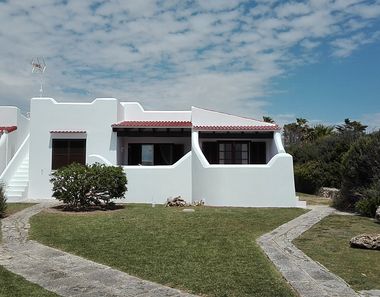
31,57,46,97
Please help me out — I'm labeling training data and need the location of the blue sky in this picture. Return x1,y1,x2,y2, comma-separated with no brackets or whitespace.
0,0,379,129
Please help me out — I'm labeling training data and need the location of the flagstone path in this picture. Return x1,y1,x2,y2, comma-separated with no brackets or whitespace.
257,206,359,297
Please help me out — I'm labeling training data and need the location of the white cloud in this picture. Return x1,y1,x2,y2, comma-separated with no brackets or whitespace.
0,0,379,118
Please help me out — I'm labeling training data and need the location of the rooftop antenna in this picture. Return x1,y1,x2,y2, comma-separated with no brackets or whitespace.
31,57,46,97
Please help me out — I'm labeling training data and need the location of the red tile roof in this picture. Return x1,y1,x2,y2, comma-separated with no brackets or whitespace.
50,130,86,133
112,121,193,128
0,126,17,133
193,125,280,131
112,121,279,131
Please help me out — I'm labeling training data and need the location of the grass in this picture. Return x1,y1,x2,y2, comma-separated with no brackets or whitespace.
297,192,331,206
30,205,307,297
294,214,380,291
0,203,58,297
0,266,59,297
5,203,35,216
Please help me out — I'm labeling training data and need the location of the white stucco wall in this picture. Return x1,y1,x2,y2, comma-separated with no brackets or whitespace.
28,98,119,199
192,131,298,207
121,152,192,204
120,102,191,122
0,107,30,176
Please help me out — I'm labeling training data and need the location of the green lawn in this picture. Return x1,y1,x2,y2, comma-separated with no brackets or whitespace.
297,192,331,206
294,214,380,291
0,266,59,297
0,203,58,297
30,205,306,297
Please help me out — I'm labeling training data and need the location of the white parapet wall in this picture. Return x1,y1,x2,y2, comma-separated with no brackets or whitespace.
122,152,192,204
191,131,299,207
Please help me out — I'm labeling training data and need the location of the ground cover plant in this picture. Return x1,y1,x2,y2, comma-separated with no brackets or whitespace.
294,214,380,291
50,163,127,210
30,205,306,297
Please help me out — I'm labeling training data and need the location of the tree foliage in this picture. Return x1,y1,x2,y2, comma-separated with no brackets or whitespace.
50,163,127,210
334,131,380,212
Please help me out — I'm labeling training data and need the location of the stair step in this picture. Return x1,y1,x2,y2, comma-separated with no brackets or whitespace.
8,181,28,186
7,185,27,190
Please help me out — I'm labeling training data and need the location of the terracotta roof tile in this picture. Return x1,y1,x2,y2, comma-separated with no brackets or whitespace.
50,130,86,133
0,126,17,133
112,121,192,128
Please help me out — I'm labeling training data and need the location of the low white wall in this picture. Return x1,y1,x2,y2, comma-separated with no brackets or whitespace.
122,152,192,204
192,131,298,207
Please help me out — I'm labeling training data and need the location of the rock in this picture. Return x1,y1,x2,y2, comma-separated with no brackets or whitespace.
350,234,380,250
165,196,188,207
183,209,195,213
375,206,380,223
318,187,340,199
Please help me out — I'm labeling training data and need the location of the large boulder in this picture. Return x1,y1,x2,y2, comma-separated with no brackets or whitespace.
350,234,380,250
376,206,380,223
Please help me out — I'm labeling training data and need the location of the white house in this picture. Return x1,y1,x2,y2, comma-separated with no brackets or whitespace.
0,97,305,207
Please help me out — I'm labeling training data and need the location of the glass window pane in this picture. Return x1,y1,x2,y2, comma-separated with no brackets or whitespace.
242,144,248,151
141,144,154,165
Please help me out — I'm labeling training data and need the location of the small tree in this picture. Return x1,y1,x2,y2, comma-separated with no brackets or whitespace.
0,183,7,218
50,163,127,210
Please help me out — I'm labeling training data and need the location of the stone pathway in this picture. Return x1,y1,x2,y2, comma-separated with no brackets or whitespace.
0,203,197,297
257,206,359,297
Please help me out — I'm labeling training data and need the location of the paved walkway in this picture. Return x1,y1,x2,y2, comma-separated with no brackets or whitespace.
257,206,359,297
0,203,197,297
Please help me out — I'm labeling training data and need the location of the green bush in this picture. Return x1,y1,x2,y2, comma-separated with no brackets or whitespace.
294,161,325,194
336,131,380,212
50,163,127,210
355,180,380,217
0,182,7,218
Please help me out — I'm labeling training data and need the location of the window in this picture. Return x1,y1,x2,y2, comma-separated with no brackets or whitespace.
141,144,154,165
52,139,86,170
202,141,266,165
127,143,184,165
218,142,249,164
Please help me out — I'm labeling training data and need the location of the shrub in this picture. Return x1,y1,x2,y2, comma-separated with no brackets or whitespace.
294,161,325,194
335,131,380,212
0,182,7,218
355,180,380,217
50,163,127,210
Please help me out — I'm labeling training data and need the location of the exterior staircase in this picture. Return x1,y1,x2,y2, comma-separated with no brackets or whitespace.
5,154,29,201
